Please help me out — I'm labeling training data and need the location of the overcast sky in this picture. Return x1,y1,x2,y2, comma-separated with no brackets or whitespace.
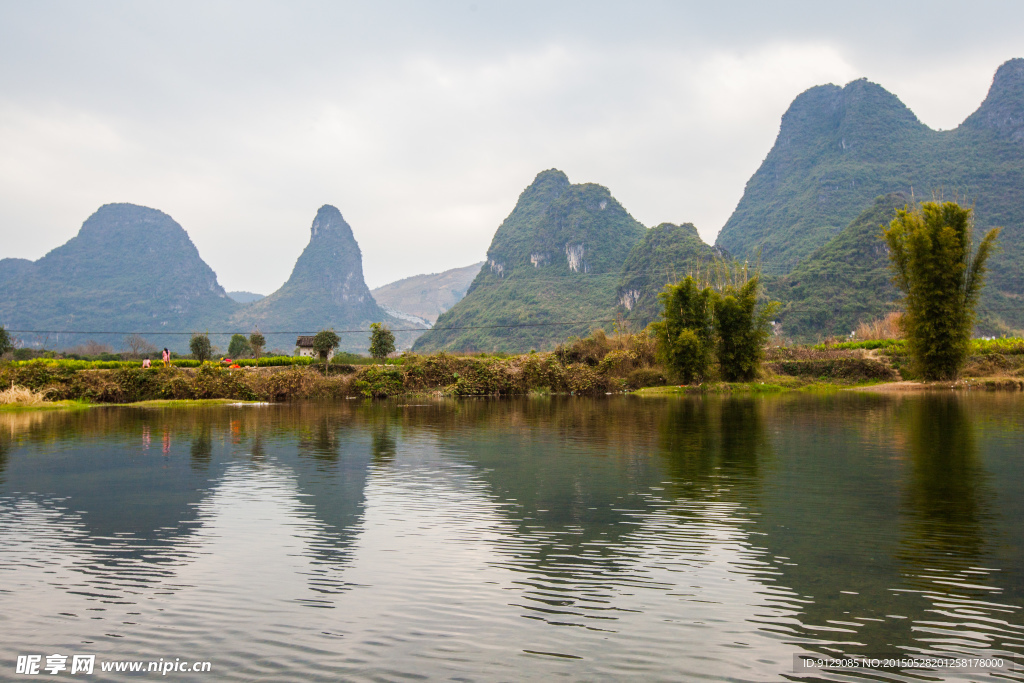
2,1,1023,292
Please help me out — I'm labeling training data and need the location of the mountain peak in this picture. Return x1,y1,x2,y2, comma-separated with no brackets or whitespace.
779,78,921,146
530,168,570,187
413,171,646,352
993,57,1024,88
0,203,236,348
654,222,701,239
963,57,1024,142
230,206,397,350
76,203,181,241
310,204,353,239
484,170,644,279
518,168,571,205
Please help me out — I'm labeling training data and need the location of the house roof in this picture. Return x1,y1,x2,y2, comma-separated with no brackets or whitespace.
296,336,316,347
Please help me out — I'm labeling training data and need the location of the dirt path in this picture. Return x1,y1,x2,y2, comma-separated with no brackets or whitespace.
851,378,1024,392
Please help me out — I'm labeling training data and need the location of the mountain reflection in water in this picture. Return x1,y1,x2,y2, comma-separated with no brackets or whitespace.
0,395,1021,682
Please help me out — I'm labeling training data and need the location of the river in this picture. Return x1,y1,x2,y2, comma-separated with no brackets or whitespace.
1,393,1022,681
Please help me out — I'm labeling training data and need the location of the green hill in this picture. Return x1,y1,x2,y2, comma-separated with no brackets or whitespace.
412,170,647,352
0,203,239,351
616,222,726,329
767,194,905,340
716,58,1024,333
230,205,414,353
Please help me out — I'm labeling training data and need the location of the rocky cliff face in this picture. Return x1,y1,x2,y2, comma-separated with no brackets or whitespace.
0,203,237,348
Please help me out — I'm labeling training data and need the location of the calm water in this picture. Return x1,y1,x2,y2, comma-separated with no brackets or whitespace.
1,394,1023,682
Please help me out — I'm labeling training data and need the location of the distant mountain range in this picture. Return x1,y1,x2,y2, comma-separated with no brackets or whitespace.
371,262,483,325
2,59,1022,352
0,204,418,354
227,291,265,304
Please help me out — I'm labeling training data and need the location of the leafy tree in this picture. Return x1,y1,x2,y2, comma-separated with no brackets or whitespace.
249,331,266,361
189,333,212,362
369,322,396,361
0,326,12,356
227,334,251,358
652,276,714,383
883,201,1000,380
312,329,340,374
713,276,778,381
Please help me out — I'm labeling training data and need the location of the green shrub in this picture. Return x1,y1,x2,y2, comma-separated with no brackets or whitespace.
597,349,638,375
556,329,612,366
352,366,403,398
972,338,1024,355
626,367,667,389
769,359,899,382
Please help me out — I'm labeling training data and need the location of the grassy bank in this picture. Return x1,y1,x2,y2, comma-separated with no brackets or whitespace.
2,332,1022,407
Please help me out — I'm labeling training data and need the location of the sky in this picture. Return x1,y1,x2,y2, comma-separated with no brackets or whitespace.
2,2,1024,292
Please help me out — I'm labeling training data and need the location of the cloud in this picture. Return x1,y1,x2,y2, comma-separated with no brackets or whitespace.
0,2,1022,291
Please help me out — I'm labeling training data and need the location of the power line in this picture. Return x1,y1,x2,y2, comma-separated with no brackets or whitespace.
6,305,1024,338
5,319,621,336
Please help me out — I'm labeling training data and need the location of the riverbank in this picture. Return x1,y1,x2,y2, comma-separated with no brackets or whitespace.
2,332,1022,407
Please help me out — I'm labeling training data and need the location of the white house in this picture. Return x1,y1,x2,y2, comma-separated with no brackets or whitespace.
296,336,334,360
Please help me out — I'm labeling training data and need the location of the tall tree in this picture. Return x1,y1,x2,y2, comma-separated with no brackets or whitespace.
883,202,1000,380
369,323,396,361
249,330,266,362
713,276,778,382
652,277,714,383
227,334,251,358
312,329,340,374
0,326,12,357
189,333,212,363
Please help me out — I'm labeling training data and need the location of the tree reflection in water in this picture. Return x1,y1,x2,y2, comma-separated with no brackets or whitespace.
898,394,993,588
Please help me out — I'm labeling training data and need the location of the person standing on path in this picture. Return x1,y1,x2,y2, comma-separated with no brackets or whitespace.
162,348,170,367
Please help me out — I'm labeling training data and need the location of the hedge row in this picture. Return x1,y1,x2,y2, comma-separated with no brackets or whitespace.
0,350,670,403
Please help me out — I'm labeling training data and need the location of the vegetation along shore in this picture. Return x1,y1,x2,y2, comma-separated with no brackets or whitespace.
2,329,1022,410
